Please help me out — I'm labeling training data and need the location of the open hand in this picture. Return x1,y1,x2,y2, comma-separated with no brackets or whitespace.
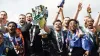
77,2,82,11
76,29,84,38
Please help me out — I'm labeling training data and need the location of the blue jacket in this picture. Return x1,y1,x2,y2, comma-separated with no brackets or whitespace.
66,30,91,51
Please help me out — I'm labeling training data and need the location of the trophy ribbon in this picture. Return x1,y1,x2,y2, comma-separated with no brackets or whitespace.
8,33,19,54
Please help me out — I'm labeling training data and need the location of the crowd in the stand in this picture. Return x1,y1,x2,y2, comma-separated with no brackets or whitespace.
0,2,100,56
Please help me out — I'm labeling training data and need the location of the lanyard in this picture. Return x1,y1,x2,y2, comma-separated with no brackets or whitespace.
85,28,95,44
68,30,79,40
8,33,19,54
29,26,36,46
55,31,64,52
68,30,79,55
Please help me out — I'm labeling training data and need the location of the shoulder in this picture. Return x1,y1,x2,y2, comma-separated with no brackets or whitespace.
47,28,55,37
50,28,54,32
62,30,67,35
3,33,9,41
3,34,10,44
49,28,55,35
17,24,21,28
62,31,68,39
3,33,9,38
62,30,67,33
79,26,86,33
31,25,40,31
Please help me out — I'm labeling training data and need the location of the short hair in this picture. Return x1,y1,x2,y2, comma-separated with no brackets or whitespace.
0,32,3,37
7,22,17,28
26,12,32,17
53,20,62,25
0,11,7,16
84,16,91,20
67,19,79,26
86,17,94,22
19,14,26,17
90,18,94,22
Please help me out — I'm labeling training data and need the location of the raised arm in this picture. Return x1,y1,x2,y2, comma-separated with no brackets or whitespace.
95,25,100,32
94,13,100,27
43,21,50,33
54,8,61,22
93,13,100,32
73,2,82,20
60,8,65,22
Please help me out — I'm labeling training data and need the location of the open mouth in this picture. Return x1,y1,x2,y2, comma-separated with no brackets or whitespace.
20,21,24,23
56,26,60,29
27,20,31,22
9,29,14,32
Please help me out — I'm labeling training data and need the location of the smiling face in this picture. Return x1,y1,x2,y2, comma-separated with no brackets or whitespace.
84,16,90,28
0,11,7,24
19,15,26,26
69,20,77,31
26,13,32,23
0,11,7,20
63,17,70,27
86,18,94,29
7,22,17,34
53,20,62,31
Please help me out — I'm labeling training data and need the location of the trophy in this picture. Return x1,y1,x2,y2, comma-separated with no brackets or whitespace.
87,4,92,18
32,5,48,38
87,5,91,13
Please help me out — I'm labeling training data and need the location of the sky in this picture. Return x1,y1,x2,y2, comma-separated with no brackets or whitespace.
0,0,100,25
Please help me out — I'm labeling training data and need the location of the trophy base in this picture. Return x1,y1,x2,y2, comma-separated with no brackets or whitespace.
39,29,47,38
39,29,47,35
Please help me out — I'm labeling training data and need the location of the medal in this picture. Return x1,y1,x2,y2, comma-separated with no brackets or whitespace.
68,52,71,56
8,33,20,54
68,48,73,56
29,26,36,47
6,48,9,53
30,43,33,46
55,31,64,52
